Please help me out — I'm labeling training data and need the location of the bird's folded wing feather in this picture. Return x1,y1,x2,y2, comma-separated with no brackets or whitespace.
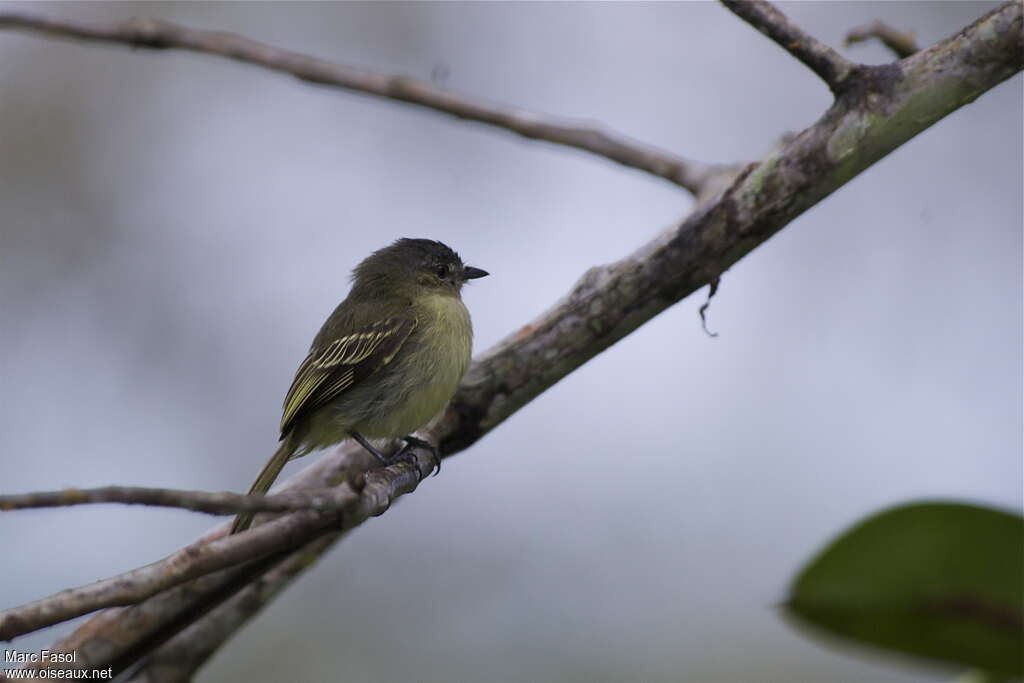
280,317,417,436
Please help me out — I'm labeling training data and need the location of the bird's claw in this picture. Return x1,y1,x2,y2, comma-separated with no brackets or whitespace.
397,435,442,477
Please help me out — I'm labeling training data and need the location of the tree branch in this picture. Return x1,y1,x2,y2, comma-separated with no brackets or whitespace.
721,0,857,92
845,20,921,58
0,506,335,642
5,0,1021,677
20,532,330,679
0,11,724,196
0,485,359,516
7,448,374,676
0,460,421,641
124,532,343,682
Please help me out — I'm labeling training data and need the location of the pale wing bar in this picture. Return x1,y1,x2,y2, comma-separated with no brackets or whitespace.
279,318,417,436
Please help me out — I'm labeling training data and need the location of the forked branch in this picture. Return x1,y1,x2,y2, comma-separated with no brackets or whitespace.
721,0,857,92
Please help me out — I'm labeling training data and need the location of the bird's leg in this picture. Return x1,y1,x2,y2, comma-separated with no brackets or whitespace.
348,430,391,465
347,431,437,479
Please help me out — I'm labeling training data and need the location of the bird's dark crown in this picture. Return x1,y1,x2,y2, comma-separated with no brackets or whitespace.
351,238,486,297
354,238,461,279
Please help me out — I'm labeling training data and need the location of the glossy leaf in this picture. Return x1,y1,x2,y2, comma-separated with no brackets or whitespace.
786,501,1023,676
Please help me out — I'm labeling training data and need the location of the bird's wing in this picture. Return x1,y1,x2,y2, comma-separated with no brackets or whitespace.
279,317,417,436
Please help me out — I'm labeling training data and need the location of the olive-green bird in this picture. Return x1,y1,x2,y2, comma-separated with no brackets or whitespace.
230,238,488,534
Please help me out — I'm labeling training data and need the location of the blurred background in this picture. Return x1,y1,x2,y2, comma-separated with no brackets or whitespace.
0,2,1019,682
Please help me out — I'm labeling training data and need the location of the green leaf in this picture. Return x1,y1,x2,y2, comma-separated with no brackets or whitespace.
786,501,1023,676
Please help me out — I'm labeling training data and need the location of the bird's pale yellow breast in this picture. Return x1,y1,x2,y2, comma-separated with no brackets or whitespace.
353,292,471,439
409,292,473,412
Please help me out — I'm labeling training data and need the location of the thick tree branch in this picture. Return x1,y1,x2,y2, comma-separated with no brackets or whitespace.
0,11,724,195
0,505,335,642
22,534,331,680
4,0,1021,678
0,485,357,516
125,532,343,682
439,1,1022,458
721,0,857,92
845,20,921,58
0,460,422,641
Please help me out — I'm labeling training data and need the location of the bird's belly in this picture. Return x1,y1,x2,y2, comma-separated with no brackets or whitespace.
357,367,460,438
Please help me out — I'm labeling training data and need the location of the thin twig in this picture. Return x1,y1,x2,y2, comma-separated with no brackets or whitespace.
0,458,422,641
720,0,857,92
17,455,363,677
0,505,337,642
0,485,353,516
0,491,349,643
845,20,920,58
0,11,722,195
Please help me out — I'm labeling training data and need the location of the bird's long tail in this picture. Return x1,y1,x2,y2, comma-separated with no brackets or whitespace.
230,439,295,534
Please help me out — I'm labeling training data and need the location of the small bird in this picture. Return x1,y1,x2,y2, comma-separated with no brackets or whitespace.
231,238,488,534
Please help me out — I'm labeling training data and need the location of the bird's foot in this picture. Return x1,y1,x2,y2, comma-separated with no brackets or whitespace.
349,430,440,479
396,435,442,477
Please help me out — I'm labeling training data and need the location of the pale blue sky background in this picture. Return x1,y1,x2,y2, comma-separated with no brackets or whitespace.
1,2,1020,682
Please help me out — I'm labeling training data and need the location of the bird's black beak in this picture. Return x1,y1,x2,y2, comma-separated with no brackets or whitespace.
463,266,489,280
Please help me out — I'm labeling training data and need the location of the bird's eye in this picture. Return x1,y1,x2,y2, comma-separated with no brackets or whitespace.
436,265,450,280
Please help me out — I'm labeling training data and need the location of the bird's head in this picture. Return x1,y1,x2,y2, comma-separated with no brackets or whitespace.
352,238,488,299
